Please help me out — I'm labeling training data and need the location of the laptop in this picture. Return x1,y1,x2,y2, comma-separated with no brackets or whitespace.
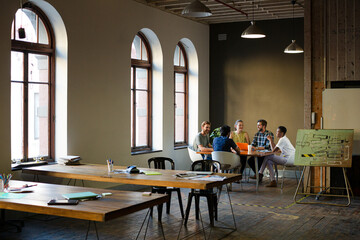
236,142,248,151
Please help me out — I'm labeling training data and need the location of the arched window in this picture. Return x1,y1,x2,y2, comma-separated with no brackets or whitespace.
131,33,152,152
10,3,55,161
174,43,188,147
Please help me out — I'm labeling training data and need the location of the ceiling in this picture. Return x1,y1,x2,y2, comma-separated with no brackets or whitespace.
134,0,305,24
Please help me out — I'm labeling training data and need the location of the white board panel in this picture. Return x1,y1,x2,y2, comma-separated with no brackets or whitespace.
323,89,360,155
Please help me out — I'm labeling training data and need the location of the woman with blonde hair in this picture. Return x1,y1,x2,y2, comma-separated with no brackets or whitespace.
230,120,250,177
231,120,250,144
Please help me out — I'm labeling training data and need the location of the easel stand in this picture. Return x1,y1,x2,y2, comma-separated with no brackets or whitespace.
294,166,354,207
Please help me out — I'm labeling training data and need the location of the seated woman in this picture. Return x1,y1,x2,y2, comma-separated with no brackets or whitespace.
230,120,250,176
258,126,295,187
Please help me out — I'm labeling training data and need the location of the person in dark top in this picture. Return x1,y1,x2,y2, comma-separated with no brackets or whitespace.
213,125,241,155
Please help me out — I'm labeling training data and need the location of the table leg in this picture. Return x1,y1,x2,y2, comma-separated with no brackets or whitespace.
255,156,259,191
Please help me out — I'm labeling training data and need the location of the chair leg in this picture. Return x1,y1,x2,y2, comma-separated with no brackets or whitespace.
195,195,200,220
281,166,286,189
176,188,185,218
213,195,218,221
184,192,193,226
206,195,214,226
166,191,172,214
157,204,163,222
150,207,153,217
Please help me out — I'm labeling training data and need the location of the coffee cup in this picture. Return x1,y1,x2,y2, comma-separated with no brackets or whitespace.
248,145,252,152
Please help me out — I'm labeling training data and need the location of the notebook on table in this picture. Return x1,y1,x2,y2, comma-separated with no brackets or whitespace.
62,192,99,200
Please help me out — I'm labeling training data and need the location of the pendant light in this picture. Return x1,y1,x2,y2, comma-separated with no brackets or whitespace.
241,1,265,39
18,0,26,39
182,0,212,18
284,0,303,53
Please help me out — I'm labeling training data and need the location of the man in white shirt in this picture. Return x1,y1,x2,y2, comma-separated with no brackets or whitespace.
258,126,295,187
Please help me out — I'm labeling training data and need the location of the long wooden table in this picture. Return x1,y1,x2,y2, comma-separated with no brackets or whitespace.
0,180,168,238
22,163,242,190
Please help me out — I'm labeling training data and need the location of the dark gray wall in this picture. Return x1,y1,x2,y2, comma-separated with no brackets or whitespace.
209,18,304,143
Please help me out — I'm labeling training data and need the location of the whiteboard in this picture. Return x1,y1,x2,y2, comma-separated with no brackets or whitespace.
323,89,360,155
294,129,353,167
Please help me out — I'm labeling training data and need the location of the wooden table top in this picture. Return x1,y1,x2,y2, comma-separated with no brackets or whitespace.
239,150,274,157
22,164,242,190
0,180,168,222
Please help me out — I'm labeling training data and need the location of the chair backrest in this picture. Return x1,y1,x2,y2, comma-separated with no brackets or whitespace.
211,151,241,170
187,147,204,162
236,142,248,151
148,157,175,170
191,160,221,173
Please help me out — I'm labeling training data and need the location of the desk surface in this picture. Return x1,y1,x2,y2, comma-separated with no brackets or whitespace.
22,164,241,190
239,150,274,157
0,180,168,222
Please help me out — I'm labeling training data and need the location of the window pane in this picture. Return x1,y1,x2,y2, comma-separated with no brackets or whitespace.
180,50,185,67
28,83,49,158
11,51,24,82
11,82,24,160
141,40,148,61
174,45,180,66
136,68,148,90
131,90,134,148
131,35,141,60
11,21,14,40
175,73,185,92
38,17,49,44
15,9,37,43
131,67,134,89
175,93,185,143
29,54,49,83
135,90,148,147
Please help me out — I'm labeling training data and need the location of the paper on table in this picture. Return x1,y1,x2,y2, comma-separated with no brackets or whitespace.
191,175,226,181
143,171,162,175
0,192,27,199
176,174,226,181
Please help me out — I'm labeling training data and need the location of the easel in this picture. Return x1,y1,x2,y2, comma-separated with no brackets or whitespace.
293,165,353,207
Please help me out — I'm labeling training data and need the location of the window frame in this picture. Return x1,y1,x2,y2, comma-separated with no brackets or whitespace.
131,32,152,153
174,42,189,148
11,2,55,161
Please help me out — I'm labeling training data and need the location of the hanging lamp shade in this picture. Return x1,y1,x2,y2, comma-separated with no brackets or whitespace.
181,0,212,18
284,40,304,53
284,0,303,54
241,21,266,38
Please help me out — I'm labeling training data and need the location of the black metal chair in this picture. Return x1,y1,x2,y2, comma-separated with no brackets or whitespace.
184,160,221,226
148,157,184,219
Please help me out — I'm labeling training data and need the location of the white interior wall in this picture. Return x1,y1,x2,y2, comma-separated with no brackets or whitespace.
0,0,209,175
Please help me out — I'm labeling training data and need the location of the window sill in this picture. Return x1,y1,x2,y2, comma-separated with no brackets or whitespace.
131,149,162,156
174,145,188,150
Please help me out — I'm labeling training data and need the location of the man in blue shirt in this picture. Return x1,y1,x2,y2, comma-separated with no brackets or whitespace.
213,125,241,155
248,119,274,180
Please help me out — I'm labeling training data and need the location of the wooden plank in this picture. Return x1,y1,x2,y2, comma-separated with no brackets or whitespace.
355,0,360,79
22,163,242,190
328,0,338,82
346,0,355,80
0,180,168,222
304,0,312,129
337,0,346,80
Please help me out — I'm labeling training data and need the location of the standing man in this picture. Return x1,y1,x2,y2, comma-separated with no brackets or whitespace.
258,126,295,187
192,121,213,159
248,119,274,179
